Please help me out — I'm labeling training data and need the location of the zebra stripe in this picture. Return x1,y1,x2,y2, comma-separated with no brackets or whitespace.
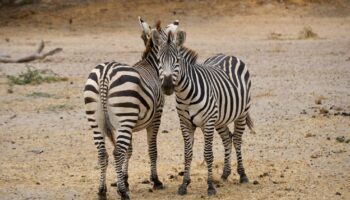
151,30,255,196
84,18,179,200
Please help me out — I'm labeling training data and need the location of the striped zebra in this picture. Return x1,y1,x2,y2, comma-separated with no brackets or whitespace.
150,30,255,196
83,17,179,200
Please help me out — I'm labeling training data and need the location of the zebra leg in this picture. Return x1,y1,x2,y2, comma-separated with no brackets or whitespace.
122,141,132,191
177,122,195,196
202,124,216,196
113,127,132,200
96,137,108,200
216,126,232,181
233,115,249,183
147,122,164,190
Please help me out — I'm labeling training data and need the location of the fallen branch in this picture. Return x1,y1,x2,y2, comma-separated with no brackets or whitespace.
0,40,62,63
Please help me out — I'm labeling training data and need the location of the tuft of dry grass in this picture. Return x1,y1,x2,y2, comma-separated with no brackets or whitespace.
298,26,319,39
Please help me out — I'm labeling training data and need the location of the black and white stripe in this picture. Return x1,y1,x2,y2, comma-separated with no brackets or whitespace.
151,30,255,196
83,18,179,200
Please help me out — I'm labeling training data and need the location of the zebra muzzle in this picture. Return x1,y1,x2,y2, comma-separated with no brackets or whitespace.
162,75,174,95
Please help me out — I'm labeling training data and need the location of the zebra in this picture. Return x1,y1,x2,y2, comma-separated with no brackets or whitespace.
83,17,179,200
150,30,255,196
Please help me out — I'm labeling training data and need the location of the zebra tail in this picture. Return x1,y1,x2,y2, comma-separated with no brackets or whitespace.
99,68,116,145
104,112,116,145
246,113,256,134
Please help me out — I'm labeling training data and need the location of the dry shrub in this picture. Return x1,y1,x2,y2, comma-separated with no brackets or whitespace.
268,32,283,40
298,26,319,39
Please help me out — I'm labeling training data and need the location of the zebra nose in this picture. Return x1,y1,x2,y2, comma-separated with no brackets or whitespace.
162,75,174,95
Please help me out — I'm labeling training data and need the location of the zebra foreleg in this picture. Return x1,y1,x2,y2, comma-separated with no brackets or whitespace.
177,122,195,195
147,124,164,190
233,116,249,183
202,123,216,196
216,126,232,181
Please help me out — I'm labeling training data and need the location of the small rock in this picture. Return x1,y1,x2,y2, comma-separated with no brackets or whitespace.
169,175,175,179
335,192,341,195
345,139,350,143
315,99,322,105
253,180,259,185
5,38,10,42
259,172,269,178
300,110,307,114
330,105,343,111
341,112,350,117
178,171,184,176
305,133,314,138
7,88,13,93
141,179,150,184
36,182,40,185
311,153,321,159
148,188,153,193
319,107,329,114
162,130,169,133
30,149,44,154
336,136,345,143
326,137,330,140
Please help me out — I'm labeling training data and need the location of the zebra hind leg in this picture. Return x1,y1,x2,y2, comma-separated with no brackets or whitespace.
123,142,133,191
87,116,109,199
113,127,132,200
217,126,232,181
111,139,133,191
233,116,249,183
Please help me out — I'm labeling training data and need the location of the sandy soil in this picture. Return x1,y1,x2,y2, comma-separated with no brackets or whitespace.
0,1,349,199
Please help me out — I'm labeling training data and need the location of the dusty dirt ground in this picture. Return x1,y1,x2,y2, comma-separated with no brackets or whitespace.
0,1,349,199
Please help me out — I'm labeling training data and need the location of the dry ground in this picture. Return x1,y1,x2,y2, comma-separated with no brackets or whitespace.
0,1,349,199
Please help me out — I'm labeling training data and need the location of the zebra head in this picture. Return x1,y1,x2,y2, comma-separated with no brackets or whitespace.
151,29,186,95
138,16,179,46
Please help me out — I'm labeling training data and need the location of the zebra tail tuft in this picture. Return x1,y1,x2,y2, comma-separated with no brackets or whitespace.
246,113,256,134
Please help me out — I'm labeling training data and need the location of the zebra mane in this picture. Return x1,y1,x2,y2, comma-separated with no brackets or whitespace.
180,46,198,64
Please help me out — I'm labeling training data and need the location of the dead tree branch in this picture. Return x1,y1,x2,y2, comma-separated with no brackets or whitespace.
0,40,63,63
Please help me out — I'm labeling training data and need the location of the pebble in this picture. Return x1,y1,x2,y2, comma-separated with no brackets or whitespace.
253,180,259,185
336,136,345,143
141,179,150,184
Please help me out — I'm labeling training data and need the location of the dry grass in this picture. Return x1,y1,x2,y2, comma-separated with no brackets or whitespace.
298,26,319,39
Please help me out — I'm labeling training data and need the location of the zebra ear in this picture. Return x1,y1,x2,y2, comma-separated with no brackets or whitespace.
176,30,186,47
165,20,179,35
151,29,163,47
138,16,151,36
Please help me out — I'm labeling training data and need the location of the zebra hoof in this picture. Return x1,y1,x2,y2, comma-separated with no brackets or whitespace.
153,181,164,190
221,170,231,181
97,191,107,200
119,191,130,200
239,174,249,183
208,185,217,196
177,185,187,195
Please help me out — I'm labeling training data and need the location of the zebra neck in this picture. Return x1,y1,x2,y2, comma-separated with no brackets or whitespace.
175,61,192,96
